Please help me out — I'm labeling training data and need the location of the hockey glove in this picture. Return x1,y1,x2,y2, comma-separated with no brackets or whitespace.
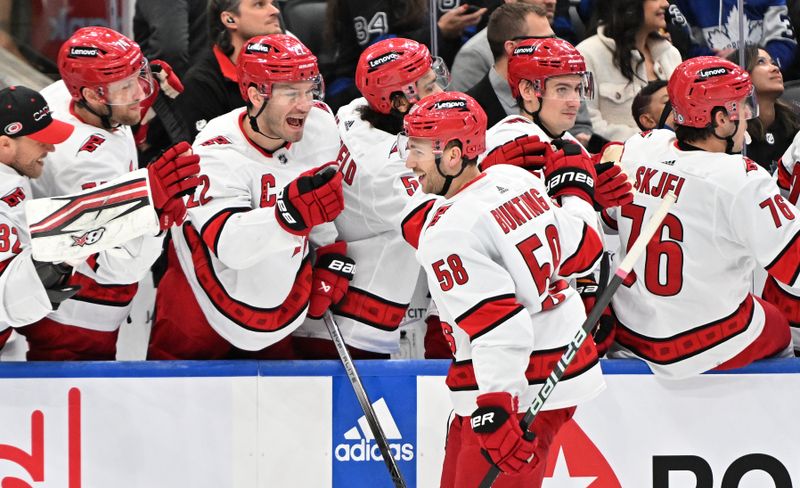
543,139,596,205
276,164,344,236
33,260,80,310
150,60,184,99
471,392,538,475
147,141,202,230
308,241,355,319
595,162,634,209
575,275,615,357
480,134,552,172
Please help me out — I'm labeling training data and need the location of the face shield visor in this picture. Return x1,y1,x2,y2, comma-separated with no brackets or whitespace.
98,60,155,106
724,88,759,122
397,132,442,163
257,75,325,105
538,72,595,101
399,57,451,105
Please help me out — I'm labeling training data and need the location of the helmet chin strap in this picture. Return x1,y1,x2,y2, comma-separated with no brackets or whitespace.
434,155,466,197
521,97,565,139
78,99,118,131
248,100,283,140
657,101,673,130
712,119,740,154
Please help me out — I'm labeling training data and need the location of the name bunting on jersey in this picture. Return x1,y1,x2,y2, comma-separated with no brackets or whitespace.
332,375,417,487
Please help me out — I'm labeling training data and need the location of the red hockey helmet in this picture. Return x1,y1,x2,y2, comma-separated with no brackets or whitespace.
58,26,154,105
401,92,487,160
237,34,322,102
668,56,756,128
355,38,450,114
507,37,593,99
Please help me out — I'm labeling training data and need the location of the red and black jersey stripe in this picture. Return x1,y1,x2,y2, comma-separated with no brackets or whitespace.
560,223,603,277
765,230,800,287
184,224,311,333
762,275,800,327
455,294,525,341
615,295,755,364
67,272,138,307
446,339,599,391
332,287,408,331
199,207,250,257
0,258,12,276
600,209,618,231
401,199,436,249
29,178,149,238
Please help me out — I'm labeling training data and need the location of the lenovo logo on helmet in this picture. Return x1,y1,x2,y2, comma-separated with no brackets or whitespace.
513,45,535,56
69,47,99,58
433,100,466,110
369,52,400,69
698,67,728,78
246,42,271,54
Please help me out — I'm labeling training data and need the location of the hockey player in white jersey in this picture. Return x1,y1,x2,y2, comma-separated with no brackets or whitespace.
0,85,200,356
148,34,351,359
20,27,197,360
606,57,795,378
401,92,605,487
292,38,450,359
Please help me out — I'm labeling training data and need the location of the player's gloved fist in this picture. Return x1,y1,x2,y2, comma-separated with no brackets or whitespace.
33,260,80,310
308,241,355,319
575,275,615,357
276,164,344,236
480,134,552,172
543,139,596,205
595,162,634,209
471,392,538,475
147,141,202,230
150,60,184,98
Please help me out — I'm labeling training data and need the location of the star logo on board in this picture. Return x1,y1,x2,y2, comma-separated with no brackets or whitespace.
542,419,621,487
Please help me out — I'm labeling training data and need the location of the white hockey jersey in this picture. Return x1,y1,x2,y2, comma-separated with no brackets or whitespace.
607,129,800,378
29,81,163,331
171,106,339,351
0,166,52,330
293,97,421,353
413,164,605,416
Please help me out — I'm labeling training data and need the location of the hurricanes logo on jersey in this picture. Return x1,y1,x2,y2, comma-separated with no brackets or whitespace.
71,228,105,247
77,134,106,154
199,136,232,147
1,187,25,207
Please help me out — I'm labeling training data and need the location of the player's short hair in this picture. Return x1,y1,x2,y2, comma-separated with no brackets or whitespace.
631,80,667,130
444,140,479,166
487,3,548,62
209,0,241,57
674,107,727,143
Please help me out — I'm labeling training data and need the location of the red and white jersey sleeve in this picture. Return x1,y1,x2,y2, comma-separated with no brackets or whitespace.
294,98,421,353
170,106,340,351
777,130,800,203
27,81,163,331
0,166,51,328
416,165,604,416
610,129,800,378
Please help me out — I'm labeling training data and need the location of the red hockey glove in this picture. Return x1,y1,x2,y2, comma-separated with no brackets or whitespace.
276,164,344,236
150,60,184,98
543,139,597,205
308,241,355,319
575,275,615,357
147,141,202,230
471,392,539,475
595,162,634,209
480,134,552,172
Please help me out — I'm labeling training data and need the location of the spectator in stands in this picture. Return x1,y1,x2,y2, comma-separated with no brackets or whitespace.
674,0,797,75
631,80,674,131
175,0,283,140
133,0,208,79
727,46,800,172
324,0,487,112
466,3,554,127
576,0,682,142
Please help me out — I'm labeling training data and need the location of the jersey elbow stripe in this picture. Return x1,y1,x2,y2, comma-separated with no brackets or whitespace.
401,199,435,249
332,287,408,331
600,209,618,230
184,225,311,333
615,295,754,364
455,294,525,341
765,229,800,286
68,272,138,307
777,161,791,191
0,258,11,276
199,207,251,256
560,224,603,277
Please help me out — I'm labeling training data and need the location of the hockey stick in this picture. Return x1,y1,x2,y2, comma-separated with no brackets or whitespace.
322,310,408,488
479,192,677,488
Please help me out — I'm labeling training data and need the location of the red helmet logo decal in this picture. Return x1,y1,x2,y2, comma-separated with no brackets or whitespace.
368,52,401,69
432,99,466,110
3,122,22,135
68,47,100,58
246,42,272,54
698,67,729,78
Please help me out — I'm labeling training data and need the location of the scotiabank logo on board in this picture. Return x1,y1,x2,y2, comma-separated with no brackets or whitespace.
0,388,82,488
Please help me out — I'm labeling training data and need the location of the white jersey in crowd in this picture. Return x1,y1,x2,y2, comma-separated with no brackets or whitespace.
171,106,339,351
29,80,163,332
0,166,52,329
607,129,800,379
411,164,605,415
294,97,421,354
